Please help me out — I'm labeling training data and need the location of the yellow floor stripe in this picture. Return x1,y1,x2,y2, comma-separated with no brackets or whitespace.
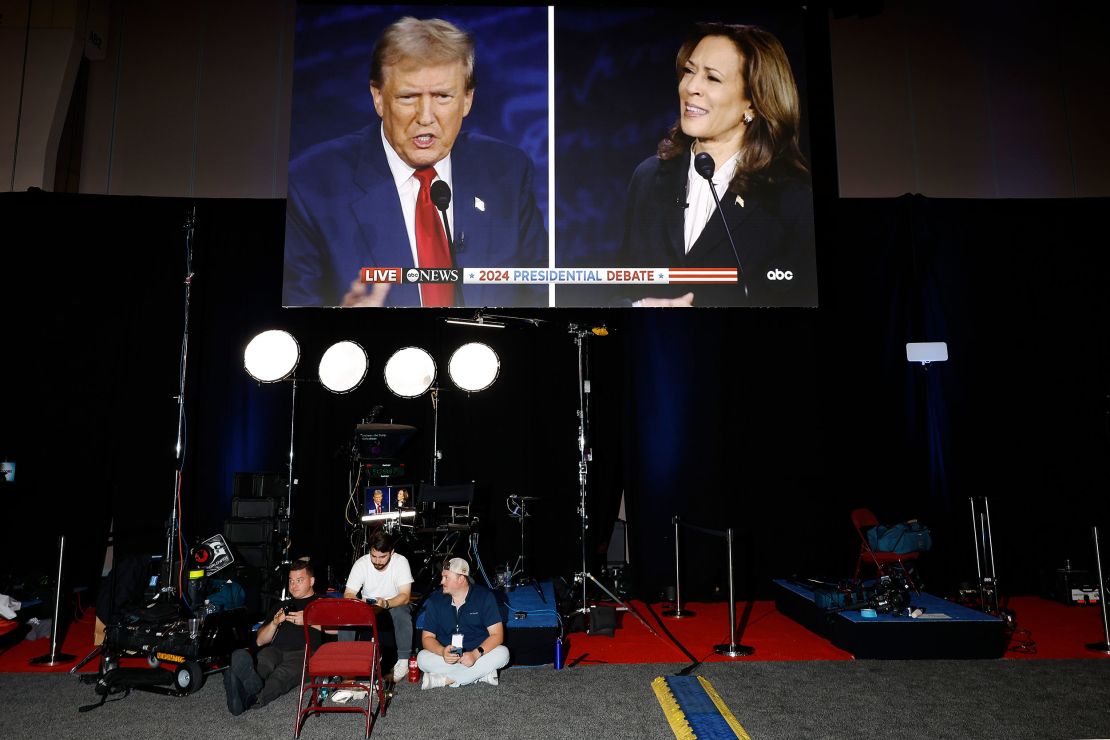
698,676,751,740
651,676,697,740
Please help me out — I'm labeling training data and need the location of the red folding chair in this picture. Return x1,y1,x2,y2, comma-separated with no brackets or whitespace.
851,508,921,591
294,598,387,738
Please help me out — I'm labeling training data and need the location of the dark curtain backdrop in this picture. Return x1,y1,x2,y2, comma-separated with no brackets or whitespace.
2,191,1108,603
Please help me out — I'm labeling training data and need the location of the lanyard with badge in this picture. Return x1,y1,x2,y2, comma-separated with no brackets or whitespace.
450,600,464,654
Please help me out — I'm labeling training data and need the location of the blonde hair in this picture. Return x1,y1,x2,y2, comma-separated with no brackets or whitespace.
370,17,476,90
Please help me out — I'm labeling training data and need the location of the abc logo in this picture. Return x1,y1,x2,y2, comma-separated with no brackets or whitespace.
765,269,794,281
406,268,420,282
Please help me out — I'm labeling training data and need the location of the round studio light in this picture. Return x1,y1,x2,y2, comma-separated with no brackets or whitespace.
448,342,500,392
384,346,436,398
318,340,368,394
244,329,299,383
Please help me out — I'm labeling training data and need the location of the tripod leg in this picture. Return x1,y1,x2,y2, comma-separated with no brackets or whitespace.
70,644,105,674
584,572,658,637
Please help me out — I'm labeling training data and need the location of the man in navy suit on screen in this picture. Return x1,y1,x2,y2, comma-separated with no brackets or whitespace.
283,17,548,308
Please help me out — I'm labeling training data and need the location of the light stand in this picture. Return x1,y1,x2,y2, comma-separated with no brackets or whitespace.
430,384,441,485
281,378,298,569
269,375,302,602
243,328,303,600
568,325,656,636
969,496,1000,614
161,207,197,598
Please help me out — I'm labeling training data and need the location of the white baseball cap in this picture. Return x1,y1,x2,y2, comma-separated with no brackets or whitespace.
444,557,472,581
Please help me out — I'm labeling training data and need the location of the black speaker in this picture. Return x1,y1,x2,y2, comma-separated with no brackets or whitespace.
223,518,284,544
231,497,280,519
234,543,278,569
232,472,287,499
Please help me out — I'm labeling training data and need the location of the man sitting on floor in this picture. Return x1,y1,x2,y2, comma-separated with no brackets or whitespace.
342,530,414,682
417,557,509,689
223,560,320,715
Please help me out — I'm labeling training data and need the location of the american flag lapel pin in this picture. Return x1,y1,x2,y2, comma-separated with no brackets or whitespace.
474,196,485,212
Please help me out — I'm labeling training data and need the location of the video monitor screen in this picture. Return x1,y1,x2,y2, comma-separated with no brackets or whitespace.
364,484,413,513
283,5,817,308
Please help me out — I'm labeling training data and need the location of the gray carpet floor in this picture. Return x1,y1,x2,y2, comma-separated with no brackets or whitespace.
6,659,1110,739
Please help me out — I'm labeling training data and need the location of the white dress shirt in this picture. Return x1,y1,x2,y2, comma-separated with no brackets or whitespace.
380,124,456,276
684,149,739,254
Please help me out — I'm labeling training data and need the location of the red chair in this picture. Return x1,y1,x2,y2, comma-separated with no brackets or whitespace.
851,508,920,591
294,598,387,738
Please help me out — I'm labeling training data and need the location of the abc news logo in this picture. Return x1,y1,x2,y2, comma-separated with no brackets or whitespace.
764,268,794,281
361,268,461,284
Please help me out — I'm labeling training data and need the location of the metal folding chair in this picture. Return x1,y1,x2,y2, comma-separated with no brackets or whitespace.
294,598,387,738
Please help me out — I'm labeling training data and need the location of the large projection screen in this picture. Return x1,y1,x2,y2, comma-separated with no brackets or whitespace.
283,4,818,309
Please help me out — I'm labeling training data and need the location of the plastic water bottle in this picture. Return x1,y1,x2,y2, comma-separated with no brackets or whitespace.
407,652,419,683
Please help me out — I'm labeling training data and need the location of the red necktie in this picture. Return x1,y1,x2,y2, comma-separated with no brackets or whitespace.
414,167,454,307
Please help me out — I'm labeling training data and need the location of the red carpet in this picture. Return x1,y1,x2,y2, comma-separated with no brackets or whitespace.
1001,597,1110,659
1,596,1106,673
0,609,102,673
565,600,852,666
564,596,1110,666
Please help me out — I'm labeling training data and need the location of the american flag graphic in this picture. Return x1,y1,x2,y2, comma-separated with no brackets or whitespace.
667,268,739,284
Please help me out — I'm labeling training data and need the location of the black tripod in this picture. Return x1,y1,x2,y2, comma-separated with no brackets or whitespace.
568,325,655,635
508,495,532,578
507,495,545,601
160,207,198,600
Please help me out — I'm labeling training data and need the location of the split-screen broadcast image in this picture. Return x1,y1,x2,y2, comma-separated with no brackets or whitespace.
283,5,817,309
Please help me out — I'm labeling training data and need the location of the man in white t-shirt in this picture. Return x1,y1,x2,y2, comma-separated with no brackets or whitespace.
342,531,414,682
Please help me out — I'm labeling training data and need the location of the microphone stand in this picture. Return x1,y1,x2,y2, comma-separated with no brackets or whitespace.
430,383,441,485
694,152,749,299
431,181,464,307
282,378,297,566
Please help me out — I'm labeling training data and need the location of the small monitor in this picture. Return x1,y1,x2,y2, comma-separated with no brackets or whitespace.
143,555,164,597
354,423,417,460
364,484,414,514
906,342,948,365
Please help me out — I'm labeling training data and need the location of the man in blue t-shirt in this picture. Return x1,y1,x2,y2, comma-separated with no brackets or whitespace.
417,557,509,688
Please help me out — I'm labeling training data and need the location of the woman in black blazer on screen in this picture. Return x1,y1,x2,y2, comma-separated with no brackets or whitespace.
621,22,815,307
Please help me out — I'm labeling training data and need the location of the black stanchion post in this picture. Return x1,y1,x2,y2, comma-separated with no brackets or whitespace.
30,535,76,666
1086,526,1110,655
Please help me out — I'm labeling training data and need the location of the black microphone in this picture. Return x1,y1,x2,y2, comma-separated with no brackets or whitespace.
430,180,453,249
693,152,716,180
693,152,748,297
429,179,462,306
